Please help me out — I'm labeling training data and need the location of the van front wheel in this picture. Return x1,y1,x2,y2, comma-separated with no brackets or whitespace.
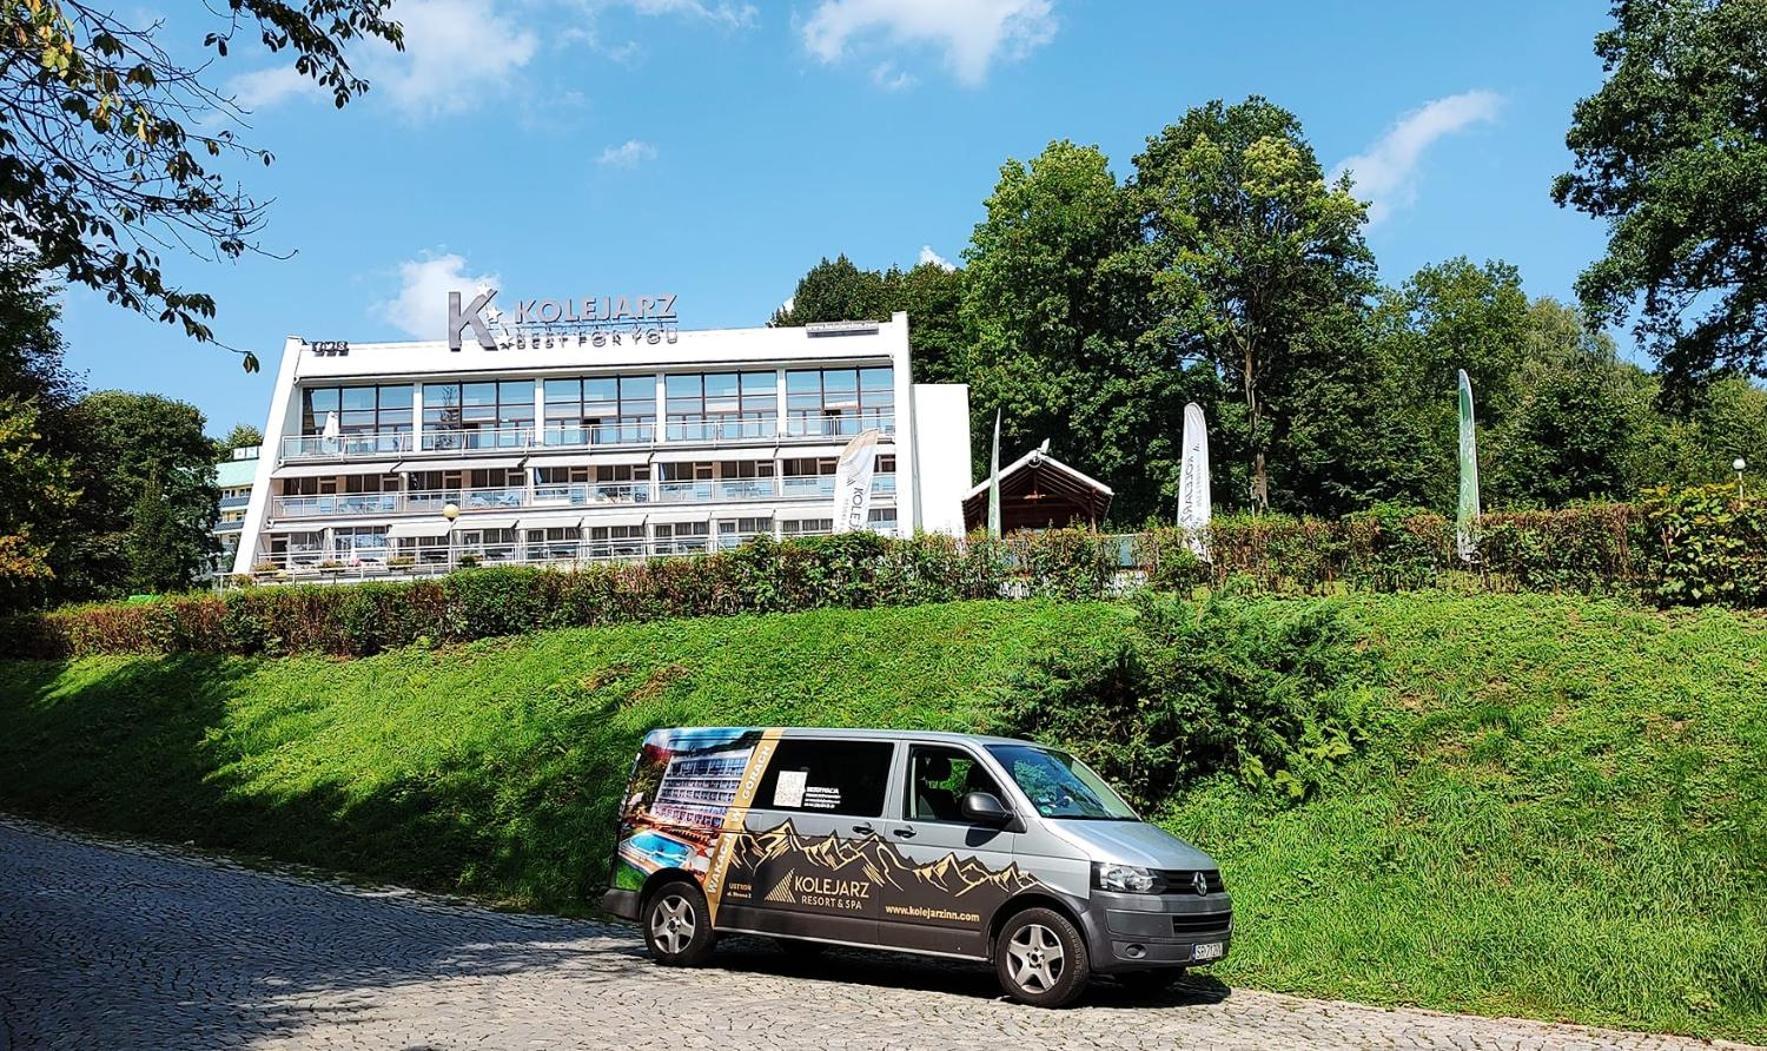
643,879,714,967
995,907,1090,1008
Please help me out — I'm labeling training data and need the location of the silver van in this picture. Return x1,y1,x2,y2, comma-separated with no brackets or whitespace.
602,727,1231,1007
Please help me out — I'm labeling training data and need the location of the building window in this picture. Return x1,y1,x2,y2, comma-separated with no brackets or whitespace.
654,521,710,555
423,380,532,450
665,371,775,441
717,516,772,550
587,524,646,558
300,384,413,442
544,375,655,446
782,456,836,498
785,366,893,437
525,527,580,562
332,526,390,562
457,528,516,561
781,518,832,537
868,507,898,536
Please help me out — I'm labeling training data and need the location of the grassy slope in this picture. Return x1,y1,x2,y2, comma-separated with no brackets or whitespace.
1,594,1763,1039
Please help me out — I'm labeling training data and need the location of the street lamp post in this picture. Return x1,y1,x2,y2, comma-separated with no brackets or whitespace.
443,502,460,570
1736,457,1748,502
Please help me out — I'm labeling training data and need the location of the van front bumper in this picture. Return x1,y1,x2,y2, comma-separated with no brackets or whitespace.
1077,889,1233,973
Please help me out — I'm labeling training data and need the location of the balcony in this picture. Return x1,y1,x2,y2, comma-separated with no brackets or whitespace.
539,420,656,449
279,413,898,464
281,431,414,461
245,528,898,581
267,474,897,521
664,414,777,443
784,412,895,439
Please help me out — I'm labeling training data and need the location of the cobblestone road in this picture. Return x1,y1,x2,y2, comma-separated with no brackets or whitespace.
2,815,1756,1051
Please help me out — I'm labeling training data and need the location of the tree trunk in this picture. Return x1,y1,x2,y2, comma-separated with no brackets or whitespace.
1242,342,1268,512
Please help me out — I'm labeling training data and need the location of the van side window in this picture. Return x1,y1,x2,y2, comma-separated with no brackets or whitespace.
906,745,1005,823
754,740,893,818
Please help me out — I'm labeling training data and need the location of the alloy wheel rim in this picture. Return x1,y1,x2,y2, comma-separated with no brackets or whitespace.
1006,923,1065,993
650,894,696,955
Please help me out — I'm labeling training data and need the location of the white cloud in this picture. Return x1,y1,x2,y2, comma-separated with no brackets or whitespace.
802,0,1056,86
597,139,659,167
871,61,915,91
376,0,540,118
917,245,955,271
377,253,501,340
1332,90,1503,224
611,0,756,27
227,65,316,110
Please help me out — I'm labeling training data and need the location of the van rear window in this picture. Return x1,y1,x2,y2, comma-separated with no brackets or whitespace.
754,740,892,818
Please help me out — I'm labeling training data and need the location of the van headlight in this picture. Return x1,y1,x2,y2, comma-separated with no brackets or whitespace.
1093,862,1157,893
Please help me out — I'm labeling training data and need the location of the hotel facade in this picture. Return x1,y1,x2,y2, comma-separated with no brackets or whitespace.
230,304,972,579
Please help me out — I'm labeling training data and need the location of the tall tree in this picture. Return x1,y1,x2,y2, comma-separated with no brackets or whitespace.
962,140,1198,520
61,391,217,598
0,396,77,611
216,422,265,456
1553,0,1767,400
770,255,894,327
771,256,968,384
1134,97,1375,511
0,1,402,369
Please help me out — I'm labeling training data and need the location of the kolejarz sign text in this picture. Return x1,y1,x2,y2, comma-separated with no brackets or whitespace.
448,289,679,351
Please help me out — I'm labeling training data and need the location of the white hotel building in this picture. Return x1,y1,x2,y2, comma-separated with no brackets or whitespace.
230,309,972,578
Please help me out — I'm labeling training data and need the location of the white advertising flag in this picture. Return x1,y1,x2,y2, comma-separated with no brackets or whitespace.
1176,402,1212,559
832,429,881,534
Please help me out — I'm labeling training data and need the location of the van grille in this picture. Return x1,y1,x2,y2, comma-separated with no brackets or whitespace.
1153,869,1225,895
1171,910,1233,937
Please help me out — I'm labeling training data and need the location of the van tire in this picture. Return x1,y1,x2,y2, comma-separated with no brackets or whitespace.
642,879,715,967
994,907,1090,1008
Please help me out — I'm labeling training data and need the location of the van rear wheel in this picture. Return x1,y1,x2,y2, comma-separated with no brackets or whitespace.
995,907,1090,1008
642,879,714,967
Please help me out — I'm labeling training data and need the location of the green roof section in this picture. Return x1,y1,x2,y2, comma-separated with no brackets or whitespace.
215,456,260,489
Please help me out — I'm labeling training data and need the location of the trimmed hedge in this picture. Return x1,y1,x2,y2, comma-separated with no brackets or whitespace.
5,487,1761,659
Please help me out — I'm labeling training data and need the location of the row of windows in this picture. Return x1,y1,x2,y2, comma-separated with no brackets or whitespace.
277,457,895,495
751,741,1006,823
297,368,895,437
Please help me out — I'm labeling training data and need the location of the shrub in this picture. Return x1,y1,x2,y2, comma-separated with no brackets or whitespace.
1639,485,1767,606
995,593,1379,807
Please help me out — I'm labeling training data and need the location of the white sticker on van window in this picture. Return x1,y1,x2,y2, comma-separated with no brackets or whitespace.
773,770,807,808
803,786,841,810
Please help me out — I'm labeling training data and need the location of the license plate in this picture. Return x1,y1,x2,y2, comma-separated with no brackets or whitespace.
1192,942,1223,962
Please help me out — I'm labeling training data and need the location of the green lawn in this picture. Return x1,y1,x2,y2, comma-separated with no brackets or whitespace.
1,593,1762,1040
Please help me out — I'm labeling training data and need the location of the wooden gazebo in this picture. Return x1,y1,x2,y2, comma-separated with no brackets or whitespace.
961,449,1114,533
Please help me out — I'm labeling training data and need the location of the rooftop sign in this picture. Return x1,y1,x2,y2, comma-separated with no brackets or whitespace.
448,289,679,351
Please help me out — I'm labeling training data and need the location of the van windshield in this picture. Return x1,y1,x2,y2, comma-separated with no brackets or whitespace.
985,744,1139,820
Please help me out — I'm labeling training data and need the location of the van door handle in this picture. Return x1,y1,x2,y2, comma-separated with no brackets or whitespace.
892,827,916,839
852,824,875,836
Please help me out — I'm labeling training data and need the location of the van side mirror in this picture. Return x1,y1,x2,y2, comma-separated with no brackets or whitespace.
960,791,1012,826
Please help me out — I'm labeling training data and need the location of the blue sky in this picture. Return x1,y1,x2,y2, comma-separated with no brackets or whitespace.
57,0,1616,435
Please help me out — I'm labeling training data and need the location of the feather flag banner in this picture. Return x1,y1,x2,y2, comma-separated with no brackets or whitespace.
1457,368,1482,562
987,410,1002,538
1176,402,1212,559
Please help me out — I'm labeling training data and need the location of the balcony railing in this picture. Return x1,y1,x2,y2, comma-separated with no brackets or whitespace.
281,431,414,461
280,413,897,463
539,420,656,448
664,414,776,443
783,412,895,438
421,425,533,452
242,524,904,582
268,476,895,520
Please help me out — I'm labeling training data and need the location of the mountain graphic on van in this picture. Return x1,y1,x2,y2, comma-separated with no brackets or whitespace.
730,820,1042,899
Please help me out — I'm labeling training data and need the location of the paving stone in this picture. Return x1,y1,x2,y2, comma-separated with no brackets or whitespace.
0,815,1757,1051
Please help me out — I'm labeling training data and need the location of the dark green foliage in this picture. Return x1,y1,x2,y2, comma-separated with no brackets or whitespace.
59,391,219,600
770,256,967,383
998,594,1377,807
1554,0,1767,397
13,491,1767,658
1642,484,1767,605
